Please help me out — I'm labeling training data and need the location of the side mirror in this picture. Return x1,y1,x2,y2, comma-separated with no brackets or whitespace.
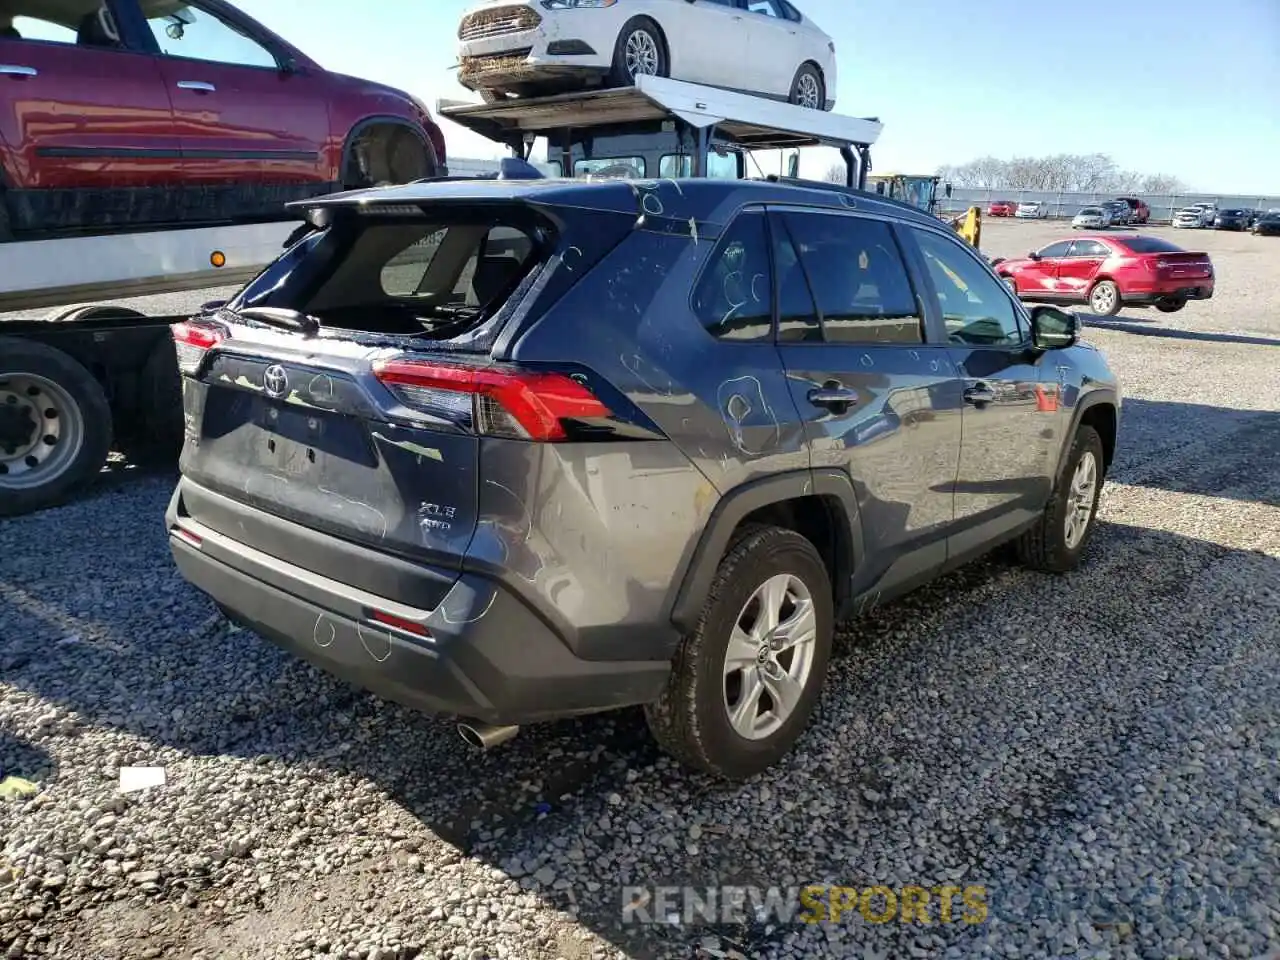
1029,305,1079,351
1027,251,1040,260
280,57,300,75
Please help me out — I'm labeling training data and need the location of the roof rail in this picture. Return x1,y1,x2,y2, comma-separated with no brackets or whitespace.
755,175,948,223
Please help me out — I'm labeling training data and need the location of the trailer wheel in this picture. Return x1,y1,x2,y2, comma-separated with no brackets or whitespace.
0,190,11,243
121,336,184,464
0,336,112,517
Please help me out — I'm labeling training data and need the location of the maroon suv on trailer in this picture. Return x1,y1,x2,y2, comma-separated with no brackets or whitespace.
0,0,448,240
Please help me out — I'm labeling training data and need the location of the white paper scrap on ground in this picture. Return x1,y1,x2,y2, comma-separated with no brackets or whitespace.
119,767,167,793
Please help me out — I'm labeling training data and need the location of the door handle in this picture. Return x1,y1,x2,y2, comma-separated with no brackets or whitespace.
808,382,859,411
176,80,216,92
0,65,38,77
963,383,995,406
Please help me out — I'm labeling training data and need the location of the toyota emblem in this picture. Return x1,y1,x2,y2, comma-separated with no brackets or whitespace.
263,364,288,398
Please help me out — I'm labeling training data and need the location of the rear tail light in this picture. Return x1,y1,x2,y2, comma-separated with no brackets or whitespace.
171,321,227,375
372,359,612,441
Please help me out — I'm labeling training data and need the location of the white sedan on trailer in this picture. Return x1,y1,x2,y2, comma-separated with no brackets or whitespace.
456,0,837,110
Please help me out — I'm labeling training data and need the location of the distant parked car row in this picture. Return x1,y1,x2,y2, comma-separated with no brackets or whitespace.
989,196,1150,224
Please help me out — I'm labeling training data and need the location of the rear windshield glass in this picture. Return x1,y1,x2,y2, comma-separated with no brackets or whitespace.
231,214,544,339
1116,237,1186,254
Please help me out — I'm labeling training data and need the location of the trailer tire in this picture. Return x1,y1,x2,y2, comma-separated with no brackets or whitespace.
128,336,184,462
0,336,112,518
0,190,11,243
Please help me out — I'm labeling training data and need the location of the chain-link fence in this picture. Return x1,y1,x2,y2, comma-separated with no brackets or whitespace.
937,188,1280,224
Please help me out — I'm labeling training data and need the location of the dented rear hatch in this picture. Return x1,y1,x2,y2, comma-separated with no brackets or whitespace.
172,181,640,604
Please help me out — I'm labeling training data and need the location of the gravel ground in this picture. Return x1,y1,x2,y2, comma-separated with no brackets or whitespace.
2,219,1278,960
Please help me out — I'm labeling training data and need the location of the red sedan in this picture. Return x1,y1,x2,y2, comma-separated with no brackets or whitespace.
995,234,1214,316
988,200,1018,217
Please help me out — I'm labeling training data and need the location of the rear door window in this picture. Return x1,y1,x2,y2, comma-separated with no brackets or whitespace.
774,212,923,344
1066,240,1109,258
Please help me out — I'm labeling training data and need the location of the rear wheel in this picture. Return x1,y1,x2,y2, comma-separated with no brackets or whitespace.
1155,298,1186,314
788,63,825,110
345,125,437,190
644,525,833,779
1088,279,1121,317
0,337,112,517
610,18,667,87
0,188,11,242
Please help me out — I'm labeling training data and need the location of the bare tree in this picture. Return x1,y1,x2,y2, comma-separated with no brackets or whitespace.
937,153,1189,194
824,164,846,184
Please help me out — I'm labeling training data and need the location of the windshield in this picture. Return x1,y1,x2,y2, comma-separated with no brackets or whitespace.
1079,208,1102,215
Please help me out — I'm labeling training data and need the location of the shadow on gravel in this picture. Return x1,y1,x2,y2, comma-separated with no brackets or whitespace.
1081,313,1280,346
4,490,1279,957
0,733,56,793
1113,399,1280,507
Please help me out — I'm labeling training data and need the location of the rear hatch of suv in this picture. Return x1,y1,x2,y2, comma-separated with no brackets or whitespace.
170,181,639,608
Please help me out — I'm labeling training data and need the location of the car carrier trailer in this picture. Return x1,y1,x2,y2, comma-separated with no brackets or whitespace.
0,221,298,517
2,75,883,519
437,74,882,189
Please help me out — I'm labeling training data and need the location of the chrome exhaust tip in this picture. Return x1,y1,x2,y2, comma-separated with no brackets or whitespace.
457,721,519,750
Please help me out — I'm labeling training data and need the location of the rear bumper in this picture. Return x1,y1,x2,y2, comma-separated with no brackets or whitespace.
165,484,669,725
1124,284,1214,305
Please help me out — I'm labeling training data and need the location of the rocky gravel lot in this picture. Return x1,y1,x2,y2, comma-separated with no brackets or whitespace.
2,219,1278,960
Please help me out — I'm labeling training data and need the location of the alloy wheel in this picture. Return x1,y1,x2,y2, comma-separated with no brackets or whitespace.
625,30,660,78
796,73,821,109
1063,450,1099,550
722,573,817,740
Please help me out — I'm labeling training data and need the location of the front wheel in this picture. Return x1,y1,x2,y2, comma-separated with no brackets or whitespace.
788,63,825,110
644,525,833,779
1016,425,1106,573
1089,279,1122,317
610,18,667,87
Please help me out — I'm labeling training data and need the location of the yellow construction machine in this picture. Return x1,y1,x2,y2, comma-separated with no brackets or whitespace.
868,173,982,250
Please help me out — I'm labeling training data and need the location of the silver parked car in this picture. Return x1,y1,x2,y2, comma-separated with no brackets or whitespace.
1073,207,1108,229
1172,207,1204,229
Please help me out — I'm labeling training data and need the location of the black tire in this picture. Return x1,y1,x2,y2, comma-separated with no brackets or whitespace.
0,189,11,243
644,525,834,780
788,63,825,110
1155,298,1186,314
123,336,184,463
609,17,668,87
1088,279,1122,317
0,336,112,518
384,128,436,184
1016,425,1105,574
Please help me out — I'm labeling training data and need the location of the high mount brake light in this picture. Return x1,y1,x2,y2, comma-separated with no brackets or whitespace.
171,321,227,375
372,359,611,442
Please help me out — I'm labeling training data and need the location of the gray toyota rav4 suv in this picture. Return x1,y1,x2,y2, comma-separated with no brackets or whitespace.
166,176,1120,780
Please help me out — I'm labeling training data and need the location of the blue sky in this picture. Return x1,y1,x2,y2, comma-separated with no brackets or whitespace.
233,0,1280,195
